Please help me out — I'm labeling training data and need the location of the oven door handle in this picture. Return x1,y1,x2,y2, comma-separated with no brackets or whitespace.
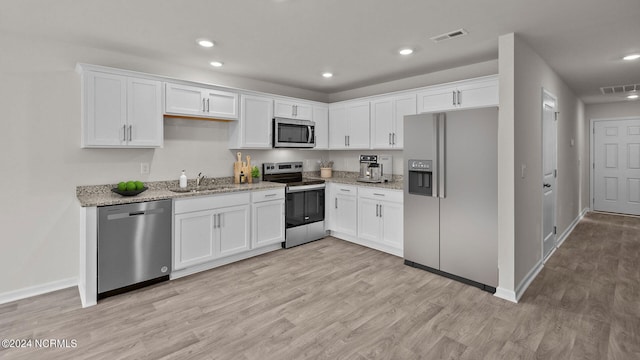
286,184,326,193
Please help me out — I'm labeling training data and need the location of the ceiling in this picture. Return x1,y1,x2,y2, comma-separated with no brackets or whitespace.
2,0,639,104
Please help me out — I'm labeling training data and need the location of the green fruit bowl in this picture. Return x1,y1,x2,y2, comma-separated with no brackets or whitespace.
111,187,148,197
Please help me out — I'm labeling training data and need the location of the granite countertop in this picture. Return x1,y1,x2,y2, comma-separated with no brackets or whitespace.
78,172,403,207
77,178,285,207
304,171,404,191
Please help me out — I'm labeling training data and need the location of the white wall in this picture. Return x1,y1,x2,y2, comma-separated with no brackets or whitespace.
0,32,330,296
497,34,586,298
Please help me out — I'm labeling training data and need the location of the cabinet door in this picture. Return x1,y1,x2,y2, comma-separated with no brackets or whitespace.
357,197,381,242
241,94,274,148
392,94,417,149
165,83,205,116
218,205,251,258
334,188,357,237
417,86,456,113
127,77,163,147
252,199,285,248
85,72,127,147
456,79,499,109
313,105,329,149
274,100,313,121
380,200,403,249
371,98,394,149
174,211,216,270
329,105,348,149
346,101,370,149
294,103,313,120
204,89,238,120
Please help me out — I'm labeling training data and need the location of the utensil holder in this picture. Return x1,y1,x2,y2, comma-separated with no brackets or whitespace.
320,167,332,178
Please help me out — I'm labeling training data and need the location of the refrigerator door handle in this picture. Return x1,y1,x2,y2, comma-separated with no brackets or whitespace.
438,113,446,198
432,116,439,198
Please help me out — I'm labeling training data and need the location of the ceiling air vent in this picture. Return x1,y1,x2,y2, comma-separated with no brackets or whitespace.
600,83,640,95
431,28,468,43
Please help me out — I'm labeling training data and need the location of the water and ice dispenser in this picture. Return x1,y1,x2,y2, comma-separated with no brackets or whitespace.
408,159,433,196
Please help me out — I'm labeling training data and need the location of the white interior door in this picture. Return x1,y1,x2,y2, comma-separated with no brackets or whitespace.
593,118,640,215
542,90,557,260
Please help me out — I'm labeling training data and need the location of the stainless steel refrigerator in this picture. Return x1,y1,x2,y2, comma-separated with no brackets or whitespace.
403,107,498,292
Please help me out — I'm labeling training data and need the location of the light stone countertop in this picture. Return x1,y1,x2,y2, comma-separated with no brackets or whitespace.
76,178,285,207
304,171,404,191
77,172,404,207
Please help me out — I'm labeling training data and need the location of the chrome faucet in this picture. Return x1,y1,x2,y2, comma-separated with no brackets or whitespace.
196,173,206,187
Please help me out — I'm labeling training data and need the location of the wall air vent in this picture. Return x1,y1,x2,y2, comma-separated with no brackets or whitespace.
600,83,640,95
430,28,468,43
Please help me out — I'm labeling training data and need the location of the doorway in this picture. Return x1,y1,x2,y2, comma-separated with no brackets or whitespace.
542,90,557,260
592,117,640,216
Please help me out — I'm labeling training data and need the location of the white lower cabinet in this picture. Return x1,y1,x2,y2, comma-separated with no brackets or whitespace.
327,184,403,256
357,189,403,251
327,184,358,237
251,189,285,248
173,192,250,270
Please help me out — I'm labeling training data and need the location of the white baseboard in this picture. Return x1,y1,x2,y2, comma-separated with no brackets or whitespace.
494,287,518,303
328,231,403,257
557,208,588,248
0,277,77,305
515,260,543,301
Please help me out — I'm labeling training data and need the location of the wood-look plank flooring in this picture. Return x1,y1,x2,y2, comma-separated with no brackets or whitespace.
1,212,639,359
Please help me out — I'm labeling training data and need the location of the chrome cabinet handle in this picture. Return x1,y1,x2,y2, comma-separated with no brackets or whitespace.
389,133,392,145
453,91,456,106
379,204,383,218
122,125,127,141
128,125,132,141
373,193,385,196
376,204,379,217
393,133,396,145
347,135,350,147
345,135,347,147
206,98,210,112
213,213,217,228
202,98,206,112
335,198,338,209
265,193,277,197
457,91,461,105
340,189,351,192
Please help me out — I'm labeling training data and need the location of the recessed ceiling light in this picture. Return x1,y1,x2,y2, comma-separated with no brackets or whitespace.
399,48,414,55
210,61,223,67
623,54,640,61
322,72,333,78
628,94,639,99
197,39,214,48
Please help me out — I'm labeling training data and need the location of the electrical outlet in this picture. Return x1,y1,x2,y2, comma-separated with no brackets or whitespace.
140,162,150,174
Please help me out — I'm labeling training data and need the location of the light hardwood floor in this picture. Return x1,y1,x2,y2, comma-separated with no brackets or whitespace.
1,212,639,359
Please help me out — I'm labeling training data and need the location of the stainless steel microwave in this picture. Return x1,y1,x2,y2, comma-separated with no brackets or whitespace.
273,117,316,148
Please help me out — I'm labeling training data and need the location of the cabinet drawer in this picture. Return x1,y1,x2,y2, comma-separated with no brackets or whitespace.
358,187,403,203
251,188,285,202
333,184,358,196
174,192,251,214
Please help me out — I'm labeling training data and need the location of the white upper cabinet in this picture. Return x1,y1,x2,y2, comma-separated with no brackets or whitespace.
313,105,329,149
329,100,370,149
229,94,274,149
165,83,238,120
81,69,162,148
370,93,416,149
274,99,313,121
417,76,498,113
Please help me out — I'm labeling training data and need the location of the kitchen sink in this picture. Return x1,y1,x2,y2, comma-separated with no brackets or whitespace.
169,184,238,193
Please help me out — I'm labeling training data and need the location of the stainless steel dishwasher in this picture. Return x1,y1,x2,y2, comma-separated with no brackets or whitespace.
98,199,172,298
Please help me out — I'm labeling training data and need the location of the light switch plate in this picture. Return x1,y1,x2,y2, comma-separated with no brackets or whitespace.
140,163,150,174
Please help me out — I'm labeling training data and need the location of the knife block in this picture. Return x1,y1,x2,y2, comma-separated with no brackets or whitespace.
234,152,252,184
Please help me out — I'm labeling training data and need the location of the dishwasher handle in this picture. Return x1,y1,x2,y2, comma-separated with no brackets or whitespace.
107,207,165,220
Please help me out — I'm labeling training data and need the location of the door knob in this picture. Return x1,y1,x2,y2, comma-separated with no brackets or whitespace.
543,183,551,188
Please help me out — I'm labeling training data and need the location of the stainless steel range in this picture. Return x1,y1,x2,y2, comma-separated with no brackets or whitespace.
263,162,326,248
